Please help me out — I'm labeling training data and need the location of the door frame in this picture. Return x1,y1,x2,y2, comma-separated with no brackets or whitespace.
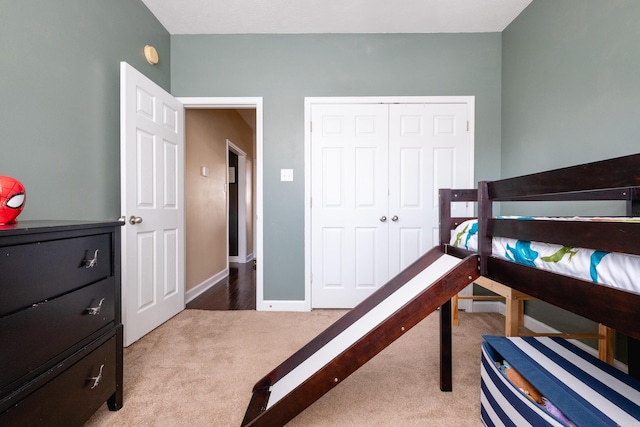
227,139,248,263
304,96,476,311
178,97,264,309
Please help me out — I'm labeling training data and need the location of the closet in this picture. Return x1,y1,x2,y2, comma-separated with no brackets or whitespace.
310,100,473,308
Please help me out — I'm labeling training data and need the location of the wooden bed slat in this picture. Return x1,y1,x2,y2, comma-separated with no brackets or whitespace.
488,153,640,199
495,187,635,202
489,218,640,256
444,245,475,259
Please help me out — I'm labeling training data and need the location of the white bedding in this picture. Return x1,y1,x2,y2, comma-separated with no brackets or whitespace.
450,218,640,294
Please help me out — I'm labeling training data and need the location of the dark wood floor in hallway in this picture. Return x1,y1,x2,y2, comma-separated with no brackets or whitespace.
186,262,256,310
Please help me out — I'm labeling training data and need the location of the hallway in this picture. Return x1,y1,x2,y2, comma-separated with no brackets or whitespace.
186,262,256,310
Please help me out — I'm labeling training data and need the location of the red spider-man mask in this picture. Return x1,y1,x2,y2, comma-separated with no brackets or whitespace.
0,176,26,225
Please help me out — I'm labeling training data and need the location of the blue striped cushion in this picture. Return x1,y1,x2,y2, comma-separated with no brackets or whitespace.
480,335,640,427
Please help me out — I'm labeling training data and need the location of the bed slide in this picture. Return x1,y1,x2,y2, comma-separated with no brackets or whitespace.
241,247,479,427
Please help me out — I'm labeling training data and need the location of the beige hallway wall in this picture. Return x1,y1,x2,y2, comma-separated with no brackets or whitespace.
185,109,255,293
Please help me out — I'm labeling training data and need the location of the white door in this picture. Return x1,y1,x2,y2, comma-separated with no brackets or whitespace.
311,101,473,309
120,62,185,346
311,104,390,308
388,103,472,276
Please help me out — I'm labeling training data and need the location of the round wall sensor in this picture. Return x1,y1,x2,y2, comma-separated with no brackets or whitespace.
144,45,159,65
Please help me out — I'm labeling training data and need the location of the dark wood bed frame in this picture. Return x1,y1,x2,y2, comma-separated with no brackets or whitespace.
242,153,640,426
439,152,640,381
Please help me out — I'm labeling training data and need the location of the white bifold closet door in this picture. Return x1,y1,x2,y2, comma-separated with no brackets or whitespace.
311,102,471,309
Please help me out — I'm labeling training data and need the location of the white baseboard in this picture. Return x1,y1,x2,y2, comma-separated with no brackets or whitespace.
257,299,311,312
229,253,255,264
468,300,503,315
185,268,229,304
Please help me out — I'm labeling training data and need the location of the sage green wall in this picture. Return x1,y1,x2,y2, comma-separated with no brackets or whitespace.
502,1,640,351
502,0,640,178
171,34,503,300
1,0,170,221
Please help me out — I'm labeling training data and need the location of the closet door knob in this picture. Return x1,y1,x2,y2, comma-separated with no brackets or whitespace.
129,216,143,225
379,216,387,222
391,215,399,222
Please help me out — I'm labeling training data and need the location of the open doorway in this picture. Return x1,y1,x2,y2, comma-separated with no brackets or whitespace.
182,101,260,310
227,140,248,264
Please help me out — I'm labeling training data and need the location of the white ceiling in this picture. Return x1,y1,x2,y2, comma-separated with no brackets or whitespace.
141,0,532,35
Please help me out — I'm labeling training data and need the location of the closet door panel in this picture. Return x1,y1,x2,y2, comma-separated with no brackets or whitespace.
311,104,389,308
388,103,471,277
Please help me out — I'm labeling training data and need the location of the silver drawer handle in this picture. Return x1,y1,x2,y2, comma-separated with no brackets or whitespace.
89,364,104,390
84,249,99,268
86,298,105,315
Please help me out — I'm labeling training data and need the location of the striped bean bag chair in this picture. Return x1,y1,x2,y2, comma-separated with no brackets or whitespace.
480,335,640,426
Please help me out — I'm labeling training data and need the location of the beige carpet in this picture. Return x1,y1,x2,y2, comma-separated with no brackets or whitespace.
85,309,504,427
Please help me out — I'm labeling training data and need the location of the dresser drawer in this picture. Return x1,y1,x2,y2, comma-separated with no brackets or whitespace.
0,278,115,392
0,336,117,427
0,233,112,317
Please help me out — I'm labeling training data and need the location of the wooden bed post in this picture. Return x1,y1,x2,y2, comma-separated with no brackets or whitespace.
627,187,640,216
627,188,640,377
440,299,452,392
438,189,454,391
439,189,458,345
598,324,615,364
439,189,452,247
477,181,492,276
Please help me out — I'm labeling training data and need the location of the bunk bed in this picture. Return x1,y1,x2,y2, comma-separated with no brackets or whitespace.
241,154,640,426
441,189,619,364
439,153,640,425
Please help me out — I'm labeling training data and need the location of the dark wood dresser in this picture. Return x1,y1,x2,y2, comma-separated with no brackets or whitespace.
0,220,123,426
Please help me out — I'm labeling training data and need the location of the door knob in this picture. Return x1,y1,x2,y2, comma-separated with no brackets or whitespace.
129,216,143,225
379,216,387,222
391,215,399,222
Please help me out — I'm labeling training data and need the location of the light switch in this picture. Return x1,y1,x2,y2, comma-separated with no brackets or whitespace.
201,166,209,177
281,169,293,182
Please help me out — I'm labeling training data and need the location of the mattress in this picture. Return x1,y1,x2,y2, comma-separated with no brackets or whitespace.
480,335,640,426
450,218,640,294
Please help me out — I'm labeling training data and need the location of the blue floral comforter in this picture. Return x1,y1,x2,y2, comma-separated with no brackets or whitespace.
450,218,640,294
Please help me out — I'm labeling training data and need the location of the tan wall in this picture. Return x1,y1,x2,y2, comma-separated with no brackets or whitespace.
185,109,254,292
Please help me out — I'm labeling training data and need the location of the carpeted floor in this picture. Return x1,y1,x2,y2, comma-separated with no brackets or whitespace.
85,309,504,426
